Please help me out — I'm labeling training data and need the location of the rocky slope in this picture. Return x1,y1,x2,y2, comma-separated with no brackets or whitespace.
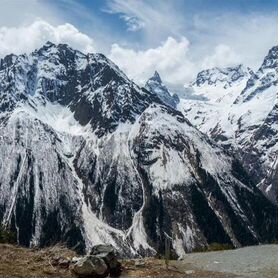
0,42,277,257
178,46,278,203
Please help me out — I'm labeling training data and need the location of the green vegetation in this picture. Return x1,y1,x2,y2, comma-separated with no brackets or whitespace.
0,225,16,244
207,243,234,251
193,243,234,253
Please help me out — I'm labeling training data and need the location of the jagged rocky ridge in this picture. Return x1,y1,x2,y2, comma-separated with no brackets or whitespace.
145,71,179,108
178,46,278,203
0,42,277,257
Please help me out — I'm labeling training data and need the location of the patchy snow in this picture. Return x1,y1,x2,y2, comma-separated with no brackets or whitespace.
68,155,127,252
173,223,199,259
14,100,92,137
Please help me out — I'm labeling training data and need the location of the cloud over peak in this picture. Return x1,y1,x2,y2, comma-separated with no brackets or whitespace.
0,20,95,57
201,44,241,69
0,8,277,87
109,36,194,85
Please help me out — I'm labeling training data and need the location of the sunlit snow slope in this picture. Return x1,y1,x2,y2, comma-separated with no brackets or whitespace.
178,47,278,203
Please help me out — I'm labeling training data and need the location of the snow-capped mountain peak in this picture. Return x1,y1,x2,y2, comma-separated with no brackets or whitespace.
261,45,278,70
0,41,162,136
179,64,253,105
192,64,254,89
149,70,162,83
234,46,278,104
145,71,179,108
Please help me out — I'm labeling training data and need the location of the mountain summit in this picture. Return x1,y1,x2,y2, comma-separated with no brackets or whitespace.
192,64,254,89
145,71,179,108
149,70,162,83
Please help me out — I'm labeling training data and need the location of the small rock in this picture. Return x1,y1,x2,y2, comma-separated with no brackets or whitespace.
58,258,70,269
72,256,82,264
51,256,70,268
135,260,145,268
185,270,195,275
51,257,60,266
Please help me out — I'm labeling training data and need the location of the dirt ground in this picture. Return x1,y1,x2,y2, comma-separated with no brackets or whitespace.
1,243,276,278
0,244,75,278
0,243,250,278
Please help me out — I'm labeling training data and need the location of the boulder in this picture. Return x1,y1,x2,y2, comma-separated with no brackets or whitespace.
71,255,108,278
90,245,121,277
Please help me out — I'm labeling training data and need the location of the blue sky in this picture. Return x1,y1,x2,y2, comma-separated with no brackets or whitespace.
45,0,277,48
0,0,277,85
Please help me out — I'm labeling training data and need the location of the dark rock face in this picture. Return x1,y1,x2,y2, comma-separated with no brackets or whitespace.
261,46,278,70
0,42,277,257
0,113,86,252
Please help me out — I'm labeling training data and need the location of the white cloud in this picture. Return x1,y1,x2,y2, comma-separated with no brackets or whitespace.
109,36,195,86
104,1,278,85
201,44,241,69
191,13,278,70
0,10,278,85
104,0,184,42
120,15,145,32
0,0,58,27
0,20,95,57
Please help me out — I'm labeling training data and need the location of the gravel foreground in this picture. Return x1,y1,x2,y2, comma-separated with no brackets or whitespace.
178,244,278,278
0,244,277,278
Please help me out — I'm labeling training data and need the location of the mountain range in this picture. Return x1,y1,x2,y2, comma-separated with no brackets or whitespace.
0,42,277,257
179,46,278,203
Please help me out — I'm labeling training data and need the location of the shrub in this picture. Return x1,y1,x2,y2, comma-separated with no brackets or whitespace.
193,243,234,253
207,243,234,251
0,225,16,244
